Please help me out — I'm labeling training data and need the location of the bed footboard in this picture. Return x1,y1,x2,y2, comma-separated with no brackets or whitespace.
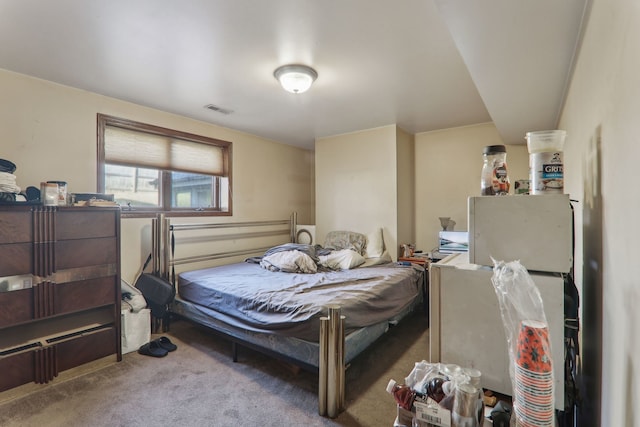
318,305,346,418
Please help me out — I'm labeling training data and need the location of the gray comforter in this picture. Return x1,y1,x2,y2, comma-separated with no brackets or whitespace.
177,261,422,342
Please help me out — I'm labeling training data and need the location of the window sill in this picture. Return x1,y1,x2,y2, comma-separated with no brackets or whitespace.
120,210,232,219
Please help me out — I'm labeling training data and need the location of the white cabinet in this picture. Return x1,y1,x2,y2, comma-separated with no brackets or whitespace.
468,195,573,273
429,253,565,410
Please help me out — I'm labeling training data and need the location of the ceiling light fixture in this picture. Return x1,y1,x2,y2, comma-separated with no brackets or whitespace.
273,64,318,94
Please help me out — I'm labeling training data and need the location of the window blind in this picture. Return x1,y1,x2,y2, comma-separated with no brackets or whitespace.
104,125,227,176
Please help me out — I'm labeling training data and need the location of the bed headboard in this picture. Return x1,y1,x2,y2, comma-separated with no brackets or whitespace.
151,212,298,283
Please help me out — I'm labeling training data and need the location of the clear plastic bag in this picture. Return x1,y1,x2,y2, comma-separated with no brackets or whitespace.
400,361,483,427
491,260,554,427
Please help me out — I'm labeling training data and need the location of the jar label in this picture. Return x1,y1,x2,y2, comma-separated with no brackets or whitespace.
530,151,563,194
492,164,510,195
481,161,510,195
414,397,451,427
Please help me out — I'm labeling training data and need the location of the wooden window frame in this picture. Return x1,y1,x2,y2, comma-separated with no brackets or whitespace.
97,114,232,218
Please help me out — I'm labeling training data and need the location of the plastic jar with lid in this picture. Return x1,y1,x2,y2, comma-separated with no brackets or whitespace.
525,130,566,194
481,145,510,195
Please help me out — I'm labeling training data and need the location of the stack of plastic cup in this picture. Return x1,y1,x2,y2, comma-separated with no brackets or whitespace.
513,320,554,426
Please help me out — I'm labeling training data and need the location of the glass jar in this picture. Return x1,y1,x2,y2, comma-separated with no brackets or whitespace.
47,181,67,205
40,182,58,206
481,145,510,195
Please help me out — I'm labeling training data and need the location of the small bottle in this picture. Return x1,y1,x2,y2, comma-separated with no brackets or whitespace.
439,381,455,411
386,379,418,411
463,368,485,427
452,383,480,427
481,145,510,195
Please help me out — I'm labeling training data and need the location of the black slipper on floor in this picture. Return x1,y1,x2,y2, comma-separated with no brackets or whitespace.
154,336,177,352
138,341,169,357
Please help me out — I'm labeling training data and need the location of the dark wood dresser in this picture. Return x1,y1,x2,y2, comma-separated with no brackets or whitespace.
0,206,121,392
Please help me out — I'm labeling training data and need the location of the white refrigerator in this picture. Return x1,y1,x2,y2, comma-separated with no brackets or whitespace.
429,194,572,410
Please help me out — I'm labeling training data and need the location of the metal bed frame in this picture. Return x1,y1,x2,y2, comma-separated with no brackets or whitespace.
151,212,425,418
151,212,346,417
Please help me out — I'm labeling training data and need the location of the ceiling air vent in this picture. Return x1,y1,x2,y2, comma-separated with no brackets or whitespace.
204,104,233,115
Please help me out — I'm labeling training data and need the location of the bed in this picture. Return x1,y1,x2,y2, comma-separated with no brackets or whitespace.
153,214,425,416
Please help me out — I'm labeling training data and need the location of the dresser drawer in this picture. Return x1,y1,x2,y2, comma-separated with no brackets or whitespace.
0,277,117,327
0,243,33,276
0,288,33,328
0,211,32,244
55,276,117,314
56,237,117,269
56,210,118,240
0,351,35,392
0,326,117,392
56,326,117,371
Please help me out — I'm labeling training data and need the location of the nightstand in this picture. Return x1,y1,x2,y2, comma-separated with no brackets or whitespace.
398,256,430,267
398,257,430,315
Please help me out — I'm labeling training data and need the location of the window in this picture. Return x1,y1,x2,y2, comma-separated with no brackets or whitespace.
97,114,232,217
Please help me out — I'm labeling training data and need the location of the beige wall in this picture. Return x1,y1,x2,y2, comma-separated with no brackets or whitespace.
315,122,530,260
0,69,314,283
396,127,415,253
558,0,640,424
414,123,529,253
315,125,401,258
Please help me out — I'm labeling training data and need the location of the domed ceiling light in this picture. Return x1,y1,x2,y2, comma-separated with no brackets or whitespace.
273,64,318,94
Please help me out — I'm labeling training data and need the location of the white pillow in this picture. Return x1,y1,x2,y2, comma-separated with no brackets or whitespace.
319,249,366,270
261,250,318,273
364,228,385,259
361,250,393,267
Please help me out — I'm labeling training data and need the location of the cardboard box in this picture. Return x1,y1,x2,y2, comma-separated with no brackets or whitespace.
394,405,414,426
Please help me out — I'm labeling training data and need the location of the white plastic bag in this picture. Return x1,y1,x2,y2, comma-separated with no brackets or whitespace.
491,260,554,427
121,308,151,354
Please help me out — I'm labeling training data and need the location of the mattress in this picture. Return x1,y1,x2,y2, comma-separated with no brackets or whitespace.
177,261,423,342
171,296,408,369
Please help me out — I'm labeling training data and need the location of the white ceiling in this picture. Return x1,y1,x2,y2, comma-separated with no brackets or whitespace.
0,0,588,150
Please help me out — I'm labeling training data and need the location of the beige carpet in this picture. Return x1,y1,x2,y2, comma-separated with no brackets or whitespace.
0,312,429,427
